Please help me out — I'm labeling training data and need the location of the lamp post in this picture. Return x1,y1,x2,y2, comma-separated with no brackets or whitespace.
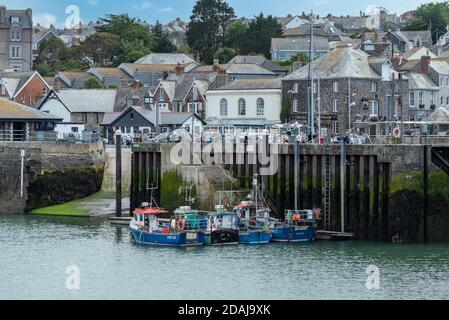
115,129,122,217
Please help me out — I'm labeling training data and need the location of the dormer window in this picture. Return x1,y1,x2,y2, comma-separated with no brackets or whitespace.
126,98,133,107
11,16,20,24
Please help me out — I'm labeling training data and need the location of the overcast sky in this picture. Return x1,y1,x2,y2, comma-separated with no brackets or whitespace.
2,0,437,27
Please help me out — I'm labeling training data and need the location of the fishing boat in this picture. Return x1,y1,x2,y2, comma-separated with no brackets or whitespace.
130,203,206,247
207,205,240,245
234,175,272,245
270,209,320,242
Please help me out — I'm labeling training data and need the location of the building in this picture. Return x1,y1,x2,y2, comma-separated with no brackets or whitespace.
135,53,196,65
206,78,282,128
0,71,51,107
227,55,288,76
113,86,156,112
118,63,181,87
0,6,33,72
35,89,117,135
0,98,62,141
364,30,432,54
270,37,330,62
87,67,132,87
277,15,309,30
282,44,408,136
54,71,92,89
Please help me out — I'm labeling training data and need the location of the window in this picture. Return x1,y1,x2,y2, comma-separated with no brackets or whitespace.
332,121,339,134
126,98,133,108
11,31,21,41
430,92,435,106
371,82,377,93
82,113,87,123
220,98,228,116
410,92,415,107
446,97,449,105
446,77,449,87
238,98,246,116
292,99,298,113
370,100,379,116
130,112,134,120
10,46,21,59
418,91,423,106
256,98,265,116
441,96,444,105
94,113,99,124
1,84,5,96
42,87,47,96
293,83,299,93
11,16,19,24
333,82,339,93
312,82,317,94
332,99,338,112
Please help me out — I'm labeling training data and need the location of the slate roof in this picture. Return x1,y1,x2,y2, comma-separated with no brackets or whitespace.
429,60,449,74
227,55,286,73
56,72,91,87
271,37,330,52
283,45,380,80
135,53,195,65
4,9,32,28
166,72,217,101
225,64,276,76
408,73,439,90
0,72,48,97
47,89,117,113
0,98,62,120
214,78,282,90
119,63,178,76
88,67,129,78
403,47,436,60
114,87,155,112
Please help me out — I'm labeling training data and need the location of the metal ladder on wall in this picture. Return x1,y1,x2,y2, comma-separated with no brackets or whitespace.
322,145,331,230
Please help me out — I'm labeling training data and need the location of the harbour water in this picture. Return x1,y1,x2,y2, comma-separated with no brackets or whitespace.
1,214,448,300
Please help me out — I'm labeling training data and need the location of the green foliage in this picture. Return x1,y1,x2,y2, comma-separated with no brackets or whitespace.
280,100,291,124
213,47,236,63
224,20,249,53
243,13,283,58
85,77,105,89
151,20,176,53
187,0,236,63
403,2,449,43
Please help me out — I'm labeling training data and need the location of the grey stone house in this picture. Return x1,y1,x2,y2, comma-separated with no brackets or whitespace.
0,6,33,72
282,45,408,136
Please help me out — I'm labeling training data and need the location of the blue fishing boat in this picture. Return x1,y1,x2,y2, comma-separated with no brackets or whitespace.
130,203,206,247
207,205,240,245
234,175,272,245
270,209,320,242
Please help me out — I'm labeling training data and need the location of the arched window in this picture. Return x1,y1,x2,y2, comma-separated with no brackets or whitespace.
238,98,246,116
256,98,264,116
220,98,228,116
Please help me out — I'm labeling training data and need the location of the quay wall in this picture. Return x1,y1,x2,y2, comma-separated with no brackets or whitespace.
0,140,106,214
130,142,449,243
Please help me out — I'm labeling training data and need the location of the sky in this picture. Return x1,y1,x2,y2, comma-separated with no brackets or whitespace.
1,0,438,28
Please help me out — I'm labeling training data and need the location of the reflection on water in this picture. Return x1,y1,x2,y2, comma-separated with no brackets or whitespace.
0,214,448,300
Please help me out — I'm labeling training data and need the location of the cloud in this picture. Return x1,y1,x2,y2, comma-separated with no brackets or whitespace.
86,0,99,5
157,7,174,13
132,1,152,10
34,12,59,28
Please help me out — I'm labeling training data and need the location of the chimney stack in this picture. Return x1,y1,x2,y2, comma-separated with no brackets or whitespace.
0,6,6,25
421,55,431,74
26,8,32,25
54,79,61,92
175,63,184,76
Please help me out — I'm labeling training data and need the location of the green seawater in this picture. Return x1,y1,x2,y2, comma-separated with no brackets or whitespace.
0,214,448,300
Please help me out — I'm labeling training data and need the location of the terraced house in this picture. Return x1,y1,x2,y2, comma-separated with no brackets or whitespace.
0,6,33,72
282,44,408,136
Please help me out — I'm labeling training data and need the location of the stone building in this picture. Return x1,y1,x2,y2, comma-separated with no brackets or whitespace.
282,44,408,136
0,6,33,72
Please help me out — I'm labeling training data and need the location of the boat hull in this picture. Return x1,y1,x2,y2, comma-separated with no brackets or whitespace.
270,226,317,242
239,230,271,244
131,229,206,247
211,229,239,245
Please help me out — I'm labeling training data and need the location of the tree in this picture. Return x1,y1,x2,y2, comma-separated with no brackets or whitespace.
151,20,176,53
85,77,105,89
243,13,283,58
403,2,449,44
280,100,291,124
224,20,249,53
98,14,154,63
77,32,121,66
187,0,235,63
214,47,236,63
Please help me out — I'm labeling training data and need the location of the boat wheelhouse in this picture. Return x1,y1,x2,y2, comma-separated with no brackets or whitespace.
130,205,206,247
207,205,240,245
270,209,320,242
